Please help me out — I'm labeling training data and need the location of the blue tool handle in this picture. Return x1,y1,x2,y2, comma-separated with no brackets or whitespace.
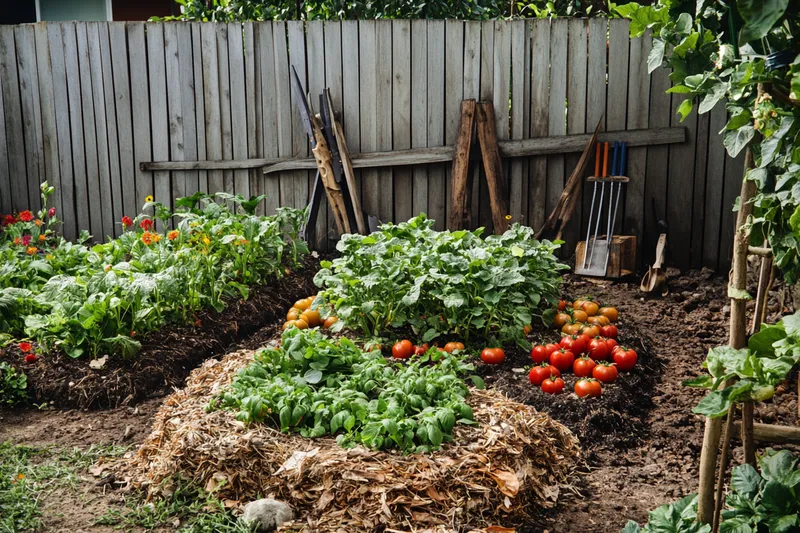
610,141,619,176
620,141,628,176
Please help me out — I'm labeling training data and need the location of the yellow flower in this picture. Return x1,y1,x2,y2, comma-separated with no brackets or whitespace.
17,474,24,480
152,234,162,243
145,195,154,203
26,246,37,255
167,230,179,241
45,254,54,260
202,237,211,245
237,238,249,246
504,214,512,221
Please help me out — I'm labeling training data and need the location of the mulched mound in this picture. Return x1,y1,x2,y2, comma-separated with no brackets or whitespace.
482,322,661,449
4,256,320,410
123,347,581,533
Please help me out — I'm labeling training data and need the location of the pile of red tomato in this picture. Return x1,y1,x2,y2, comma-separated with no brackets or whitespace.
391,340,466,359
529,297,638,398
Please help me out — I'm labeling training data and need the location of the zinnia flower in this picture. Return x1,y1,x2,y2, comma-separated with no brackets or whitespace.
202,236,211,245
141,232,154,245
22,235,31,246
34,219,43,227
152,234,162,243
19,210,33,222
121,216,133,229
48,207,56,217
140,219,154,231
4,215,14,225
13,237,22,246
167,230,179,241
26,246,37,255
38,234,46,242
19,341,32,353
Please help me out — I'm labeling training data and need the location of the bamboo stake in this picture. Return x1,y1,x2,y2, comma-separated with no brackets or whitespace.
712,405,736,533
697,146,756,524
741,402,756,467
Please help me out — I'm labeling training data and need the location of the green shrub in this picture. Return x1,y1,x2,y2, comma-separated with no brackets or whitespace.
212,327,482,453
0,361,27,406
314,214,567,345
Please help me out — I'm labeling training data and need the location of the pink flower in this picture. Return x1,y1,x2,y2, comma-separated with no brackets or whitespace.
22,235,31,246
48,207,56,217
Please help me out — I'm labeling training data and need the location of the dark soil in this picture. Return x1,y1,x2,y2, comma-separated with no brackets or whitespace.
3,256,320,410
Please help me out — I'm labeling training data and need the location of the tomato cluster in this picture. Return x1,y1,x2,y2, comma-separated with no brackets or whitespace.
390,339,465,359
529,297,638,397
283,296,339,332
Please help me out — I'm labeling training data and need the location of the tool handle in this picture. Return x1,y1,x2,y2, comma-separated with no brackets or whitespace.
611,141,619,176
594,143,601,176
602,142,609,177
653,233,667,269
620,142,628,176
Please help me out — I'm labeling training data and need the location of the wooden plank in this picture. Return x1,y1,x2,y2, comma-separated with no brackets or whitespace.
643,59,672,266
201,23,223,194
584,17,607,247
324,21,344,239
228,22,248,198
450,100,476,230
376,20,394,225
216,24,233,195
358,21,379,222
703,102,728,270
97,23,123,235
177,23,198,196
34,24,61,224
691,103,711,268
392,19,412,223
109,22,136,223
607,19,630,237
478,20,494,231
509,20,528,223
546,19,568,220
427,20,445,230
0,25,28,211
666,93,698,269
15,25,43,210
732,422,800,445
563,18,587,249
410,19,427,219
287,20,308,210
164,23,185,203
87,22,115,238
256,22,279,214
191,22,208,194
492,21,511,230
463,21,481,227
273,21,293,209
147,23,170,217
306,20,327,247
529,19,550,231
76,22,103,237
624,30,652,269
444,19,464,229
0,57,9,215
61,22,90,232
243,22,258,208
477,102,509,233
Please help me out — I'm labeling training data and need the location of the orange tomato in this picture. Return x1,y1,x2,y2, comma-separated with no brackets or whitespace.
282,320,295,331
444,341,465,353
599,307,619,322
553,312,571,328
523,324,533,335
323,316,338,329
301,309,321,328
581,301,599,317
579,324,601,338
294,319,309,330
587,315,610,326
286,308,301,321
561,322,583,335
294,299,311,311
572,310,589,323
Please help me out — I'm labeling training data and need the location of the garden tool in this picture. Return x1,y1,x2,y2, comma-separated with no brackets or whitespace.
640,233,668,295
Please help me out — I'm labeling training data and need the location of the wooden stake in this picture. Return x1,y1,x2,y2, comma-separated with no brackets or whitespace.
333,118,368,235
697,146,756,524
742,402,756,467
712,405,736,533
449,99,477,230
476,101,509,234
310,115,350,235
731,421,800,444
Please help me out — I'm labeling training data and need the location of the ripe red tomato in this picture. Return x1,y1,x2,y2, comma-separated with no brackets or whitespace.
444,341,464,353
574,378,602,398
557,299,567,311
481,347,505,365
392,340,413,359
529,364,560,386
549,349,575,372
531,345,549,364
593,362,619,384
541,376,565,395
600,324,618,339
560,334,590,355
613,346,638,372
413,343,429,355
573,356,597,378
24,353,37,364
605,338,618,352
588,337,611,361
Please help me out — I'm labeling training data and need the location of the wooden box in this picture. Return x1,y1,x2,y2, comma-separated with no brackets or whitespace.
575,235,637,278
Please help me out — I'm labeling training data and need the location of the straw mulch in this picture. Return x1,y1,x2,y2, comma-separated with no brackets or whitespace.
124,348,580,532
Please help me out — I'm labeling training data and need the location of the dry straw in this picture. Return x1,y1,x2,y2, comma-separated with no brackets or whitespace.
124,348,580,532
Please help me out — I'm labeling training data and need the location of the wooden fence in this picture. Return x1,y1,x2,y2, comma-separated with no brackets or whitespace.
0,19,743,271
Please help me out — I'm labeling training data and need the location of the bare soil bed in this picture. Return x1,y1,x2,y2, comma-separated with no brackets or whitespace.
1,267,798,532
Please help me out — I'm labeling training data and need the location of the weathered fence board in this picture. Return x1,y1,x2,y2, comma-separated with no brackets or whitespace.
0,19,745,272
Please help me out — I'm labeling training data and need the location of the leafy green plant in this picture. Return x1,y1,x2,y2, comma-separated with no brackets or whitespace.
622,449,800,533
212,327,483,453
616,0,800,282
684,310,800,417
0,361,27,406
313,214,567,346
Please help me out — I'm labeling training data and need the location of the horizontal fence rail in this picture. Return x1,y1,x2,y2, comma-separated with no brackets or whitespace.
0,19,743,271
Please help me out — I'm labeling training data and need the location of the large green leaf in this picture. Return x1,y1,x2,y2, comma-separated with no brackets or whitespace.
737,0,789,43
748,323,785,355
731,464,762,498
724,126,755,158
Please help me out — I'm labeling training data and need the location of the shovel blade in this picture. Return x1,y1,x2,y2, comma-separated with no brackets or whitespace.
575,239,609,277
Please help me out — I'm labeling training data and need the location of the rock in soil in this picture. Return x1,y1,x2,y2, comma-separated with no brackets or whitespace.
240,499,294,532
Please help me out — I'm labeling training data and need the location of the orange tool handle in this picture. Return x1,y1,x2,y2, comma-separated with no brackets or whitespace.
594,143,600,176
602,142,609,177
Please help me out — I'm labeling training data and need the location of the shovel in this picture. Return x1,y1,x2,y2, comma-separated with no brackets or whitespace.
640,233,668,295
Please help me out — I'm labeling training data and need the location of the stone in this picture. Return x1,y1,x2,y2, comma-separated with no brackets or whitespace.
240,499,294,532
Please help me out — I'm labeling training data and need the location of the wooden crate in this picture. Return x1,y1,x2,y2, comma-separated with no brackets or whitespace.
575,235,636,278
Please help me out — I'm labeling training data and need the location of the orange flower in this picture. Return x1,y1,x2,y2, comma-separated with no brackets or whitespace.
26,246,37,255
167,230,179,241
34,219,43,227
13,237,21,246
141,232,154,245
38,234,46,242
152,234,162,243
236,238,249,246
104,265,111,272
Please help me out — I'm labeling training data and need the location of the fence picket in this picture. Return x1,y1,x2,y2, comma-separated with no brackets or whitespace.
15,25,43,210
34,24,61,221
109,22,136,222
393,20,412,223
529,19,549,231
228,22,248,198
427,20,445,230
87,22,114,238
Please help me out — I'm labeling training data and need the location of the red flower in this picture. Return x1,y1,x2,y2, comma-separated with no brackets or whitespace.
24,354,37,364
22,235,31,246
3,214,14,225
48,207,56,217
121,216,134,229
19,342,32,353
19,210,33,222
140,219,154,231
